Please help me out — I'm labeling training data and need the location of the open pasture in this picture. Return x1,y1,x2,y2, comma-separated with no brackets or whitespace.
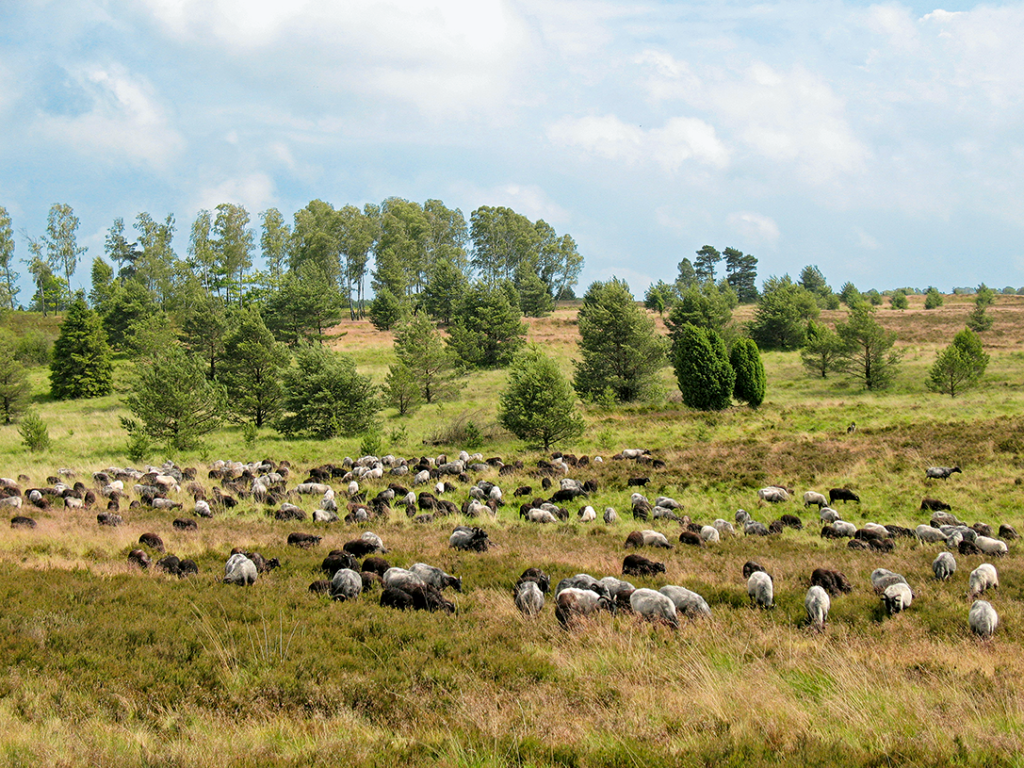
0,300,1022,766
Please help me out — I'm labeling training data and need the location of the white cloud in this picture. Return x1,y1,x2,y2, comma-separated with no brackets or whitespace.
548,113,728,170
726,212,780,246
35,64,183,170
855,228,881,250
193,173,276,216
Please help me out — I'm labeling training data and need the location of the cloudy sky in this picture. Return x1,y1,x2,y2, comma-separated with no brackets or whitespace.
2,0,1024,299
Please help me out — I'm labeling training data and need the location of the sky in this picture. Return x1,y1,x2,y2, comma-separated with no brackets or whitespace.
2,0,1024,300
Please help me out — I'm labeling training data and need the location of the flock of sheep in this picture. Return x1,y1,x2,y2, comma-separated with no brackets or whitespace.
3,451,1012,640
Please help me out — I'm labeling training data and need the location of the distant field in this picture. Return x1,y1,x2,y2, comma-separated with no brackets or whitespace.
0,298,1022,767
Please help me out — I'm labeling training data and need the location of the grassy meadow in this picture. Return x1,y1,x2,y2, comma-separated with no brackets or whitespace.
0,296,1023,767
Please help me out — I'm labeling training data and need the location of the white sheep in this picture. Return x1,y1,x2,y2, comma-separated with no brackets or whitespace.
699,525,720,544
659,585,712,618
747,571,774,609
359,531,387,553
819,507,840,523
933,551,957,581
330,568,362,601
805,585,830,630
412,469,431,486
312,508,339,523
555,587,614,627
524,508,559,524
915,524,949,544
871,568,908,593
713,519,736,536
382,567,426,592
603,507,619,524
598,576,636,601
968,563,999,599
410,562,461,592
974,536,1008,557
655,496,682,509
882,583,913,615
758,486,790,503
578,505,597,523
223,553,257,586
803,491,828,508
735,509,751,525
969,600,998,639
629,588,679,629
514,581,544,616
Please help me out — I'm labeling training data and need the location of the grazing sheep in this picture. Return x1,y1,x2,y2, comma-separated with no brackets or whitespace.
138,532,165,552
758,486,789,503
382,567,426,592
920,497,952,512
821,520,857,539
360,572,384,591
810,568,852,596
932,551,956,581
659,585,712,618
747,571,774,609
622,554,666,577
598,576,636,603
926,466,962,480
819,507,840,524
127,549,151,569
97,513,123,526
555,587,615,628
735,509,751,525
380,586,415,610
223,553,258,586
803,491,828,509
699,525,720,544
931,511,963,527
409,562,462,592
915,524,949,544
449,526,489,551
972,523,992,538
678,530,704,547
828,488,860,504
624,530,672,549
523,508,559,524
361,556,391,577
330,568,363,601
959,539,982,556
554,574,604,597
805,585,830,630
974,536,1008,557
713,519,736,536
518,567,551,593
744,520,769,536
871,569,908,593
287,532,322,549
309,580,332,595
882,583,913,615
629,588,679,629
578,505,597,522
10,515,35,529
884,524,915,539
321,552,359,576
998,524,1019,541
514,581,544,616
968,563,999,598
603,507,619,524
743,561,767,579
969,600,999,639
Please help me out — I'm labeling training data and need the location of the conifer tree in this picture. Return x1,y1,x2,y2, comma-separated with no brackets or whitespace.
393,312,459,403
673,323,734,411
928,328,989,397
49,295,113,399
0,330,30,424
499,347,585,449
219,308,289,427
730,337,766,408
446,281,526,368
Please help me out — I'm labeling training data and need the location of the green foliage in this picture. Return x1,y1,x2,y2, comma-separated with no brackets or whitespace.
747,275,819,350
89,257,115,313
693,245,721,283
421,258,468,326
800,320,843,379
276,345,380,439
359,428,384,457
839,281,862,307
798,264,829,296
673,324,734,411
219,308,290,427
14,330,52,367
516,266,555,318
178,293,228,379
264,263,344,345
393,313,459,404
724,247,758,303
644,280,678,314
665,282,733,337
125,311,177,360
966,285,995,332
924,287,944,309
446,282,526,368
122,418,152,462
0,205,18,310
730,337,766,408
675,257,697,291
890,290,908,310
384,361,422,416
49,295,114,400
498,347,585,449
368,288,406,332
102,279,158,352
124,345,226,451
18,411,50,452
573,278,668,403
928,328,989,397
834,304,902,391
0,330,30,424
865,289,883,306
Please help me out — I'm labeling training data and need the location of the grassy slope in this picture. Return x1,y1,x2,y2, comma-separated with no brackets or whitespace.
0,299,1022,766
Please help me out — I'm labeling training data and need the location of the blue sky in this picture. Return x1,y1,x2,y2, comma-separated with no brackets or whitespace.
3,0,1024,300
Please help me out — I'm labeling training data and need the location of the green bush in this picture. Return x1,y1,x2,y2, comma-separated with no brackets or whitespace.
18,411,50,452
673,324,734,411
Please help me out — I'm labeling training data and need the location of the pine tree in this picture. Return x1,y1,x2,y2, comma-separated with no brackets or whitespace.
123,345,225,451
0,330,30,424
384,361,422,416
49,295,113,400
421,258,468,326
673,324,734,411
498,347,586,449
219,308,290,427
801,320,843,378
725,247,759,303
927,328,989,397
924,287,944,309
392,312,459,403
730,337,766,408
965,284,995,332
747,275,819,350
573,278,668,403
834,304,901,391
368,288,407,332
446,282,526,368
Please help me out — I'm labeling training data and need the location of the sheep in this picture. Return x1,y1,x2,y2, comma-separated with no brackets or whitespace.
968,563,999,599
450,526,489,551
659,585,712,618
758,486,789,503
514,581,544,616
747,571,774,609
622,554,665,577
321,552,359,576
603,507,619,524
969,600,999,639
138,532,165,552
523,508,560,524
554,574,608,599
287,532,322,549
10,515,35,529
972,522,992,538
223,553,257,586
915,525,949,544
555,587,615,628
517,567,551,593
821,520,857,539
628,588,679,628
127,549,151,569
598,576,636,602
678,530,704,547
744,520,770,536
624,530,672,549
998,524,1019,540
828,488,860,504
330,568,363,601
361,556,391,577
735,509,751,525
743,561,766,579
882,583,913,615
819,507,840,524
655,496,682,510
974,536,1008,557
409,563,462,592
805,585,830,631
803,491,828,509
931,511,963,527
810,568,852,596
699,525,720,544
926,466,962,480
578,505,597,522
713,519,736,536
933,551,957,581
959,539,982,556
920,497,952,512
870,569,908,593
380,587,415,610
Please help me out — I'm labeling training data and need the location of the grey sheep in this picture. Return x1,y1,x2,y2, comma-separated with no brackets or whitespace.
603,507,619,524
968,563,999,599
974,536,1008,556
514,581,544,616
805,585,830,630
871,568,908,593
223,553,257,586
330,568,363,601
747,571,774,609
659,585,712,618
409,562,462,592
882,583,913,615
933,551,957,581
628,588,679,629
969,600,998,639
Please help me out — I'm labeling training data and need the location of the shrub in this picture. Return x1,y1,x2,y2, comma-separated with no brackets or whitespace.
928,328,989,397
498,347,586,449
730,338,766,408
673,324,734,411
49,295,113,400
14,330,53,367
18,411,50,452
924,287,944,309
